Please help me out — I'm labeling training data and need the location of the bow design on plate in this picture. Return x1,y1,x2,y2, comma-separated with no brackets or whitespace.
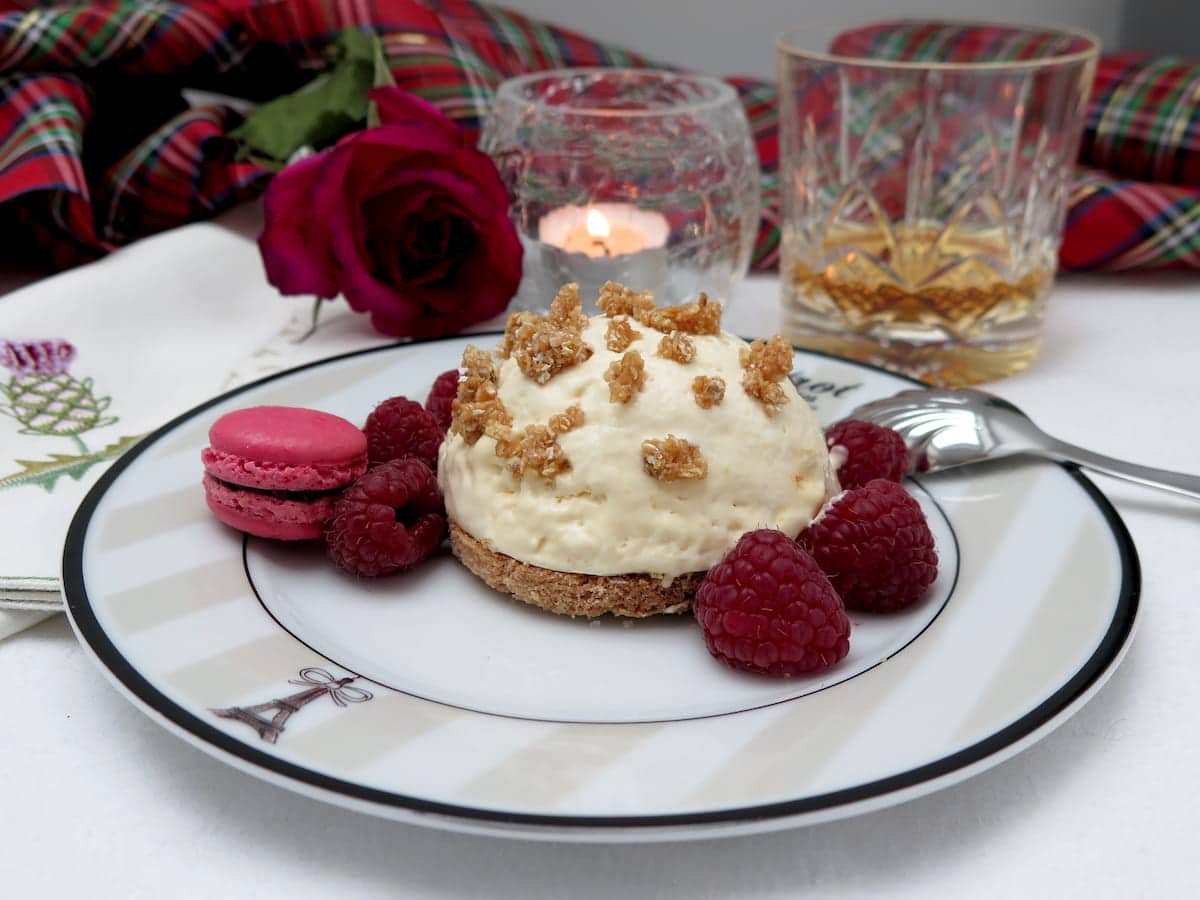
288,666,374,707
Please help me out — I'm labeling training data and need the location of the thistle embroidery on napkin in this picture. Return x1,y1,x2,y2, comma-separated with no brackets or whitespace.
0,339,143,493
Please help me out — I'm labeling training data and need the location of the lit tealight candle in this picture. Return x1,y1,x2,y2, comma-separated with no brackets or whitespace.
539,203,669,258
561,208,644,257
520,202,672,315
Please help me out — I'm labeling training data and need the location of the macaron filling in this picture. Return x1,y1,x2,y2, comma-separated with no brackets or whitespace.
205,475,348,503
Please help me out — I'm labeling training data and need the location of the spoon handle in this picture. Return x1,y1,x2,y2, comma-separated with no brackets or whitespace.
1041,437,1200,501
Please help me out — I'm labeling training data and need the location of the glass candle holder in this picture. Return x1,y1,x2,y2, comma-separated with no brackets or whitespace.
778,22,1099,386
481,68,760,314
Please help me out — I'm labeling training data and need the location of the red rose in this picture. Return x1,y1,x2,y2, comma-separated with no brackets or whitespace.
258,88,522,338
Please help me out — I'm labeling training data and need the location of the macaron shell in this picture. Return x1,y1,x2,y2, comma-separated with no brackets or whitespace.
203,475,333,541
201,447,366,491
208,405,367,464
203,405,367,491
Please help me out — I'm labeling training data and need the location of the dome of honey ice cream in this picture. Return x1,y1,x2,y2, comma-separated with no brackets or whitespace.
438,283,839,579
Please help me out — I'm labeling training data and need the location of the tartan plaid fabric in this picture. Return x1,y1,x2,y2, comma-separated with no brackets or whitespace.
827,20,1095,63
1062,166,1200,269
1,1,1199,274
1083,53,1200,187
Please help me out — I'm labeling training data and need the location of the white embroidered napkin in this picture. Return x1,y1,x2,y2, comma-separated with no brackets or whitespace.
0,203,394,635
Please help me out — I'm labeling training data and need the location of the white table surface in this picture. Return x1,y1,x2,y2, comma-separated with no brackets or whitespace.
2,233,1198,896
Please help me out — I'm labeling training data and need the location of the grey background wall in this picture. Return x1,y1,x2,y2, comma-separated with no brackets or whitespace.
500,0,1193,80
1121,0,1200,56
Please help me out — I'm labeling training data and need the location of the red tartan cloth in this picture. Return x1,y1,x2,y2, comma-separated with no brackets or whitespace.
2,1,1199,274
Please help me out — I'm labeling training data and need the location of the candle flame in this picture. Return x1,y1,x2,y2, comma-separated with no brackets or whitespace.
586,208,611,239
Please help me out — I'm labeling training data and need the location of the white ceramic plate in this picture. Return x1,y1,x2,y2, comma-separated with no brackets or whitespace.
63,338,1139,842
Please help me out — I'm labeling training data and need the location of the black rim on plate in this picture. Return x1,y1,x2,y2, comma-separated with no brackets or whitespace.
62,336,1141,832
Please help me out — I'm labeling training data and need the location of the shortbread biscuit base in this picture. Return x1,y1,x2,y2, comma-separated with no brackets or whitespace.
449,521,703,618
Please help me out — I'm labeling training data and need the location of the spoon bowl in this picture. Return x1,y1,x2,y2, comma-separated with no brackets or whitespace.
843,387,1200,501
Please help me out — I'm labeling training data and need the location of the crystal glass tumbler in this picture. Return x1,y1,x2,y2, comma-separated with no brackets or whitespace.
482,68,760,314
778,22,1099,385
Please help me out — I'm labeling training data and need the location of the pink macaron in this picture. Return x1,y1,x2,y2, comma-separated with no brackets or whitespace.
201,405,368,540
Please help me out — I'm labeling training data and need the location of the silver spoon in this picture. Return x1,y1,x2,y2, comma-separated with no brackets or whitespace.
844,387,1200,501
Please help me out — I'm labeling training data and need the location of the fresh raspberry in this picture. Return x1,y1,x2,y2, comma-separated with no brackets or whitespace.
825,419,910,489
425,369,459,431
694,530,850,676
797,479,938,613
325,459,446,576
363,396,443,471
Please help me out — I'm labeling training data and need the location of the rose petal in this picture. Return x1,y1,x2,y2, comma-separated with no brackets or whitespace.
258,152,339,298
439,230,523,324
359,169,480,214
439,197,524,323
368,306,428,338
400,216,476,289
396,229,521,333
356,171,482,288
307,140,364,289
452,145,516,212
379,172,523,328
327,195,415,326
352,120,461,159
363,193,476,290
308,120,523,339
357,181,443,281
341,142,511,221
369,87,462,146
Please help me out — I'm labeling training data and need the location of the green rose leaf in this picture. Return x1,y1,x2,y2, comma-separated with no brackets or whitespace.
231,28,389,163
366,28,398,129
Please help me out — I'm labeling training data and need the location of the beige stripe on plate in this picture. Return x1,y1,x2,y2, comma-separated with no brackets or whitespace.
168,633,322,708
953,518,1116,743
104,557,248,633
687,463,1045,807
685,649,936,807
281,692,460,770
156,352,401,457
458,723,661,808
96,485,209,551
